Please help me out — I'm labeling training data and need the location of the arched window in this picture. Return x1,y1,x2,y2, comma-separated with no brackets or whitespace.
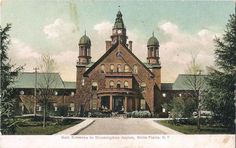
82,78,85,86
92,82,98,91
109,81,114,88
117,64,122,72
133,65,138,74
140,82,146,91
101,64,105,73
117,81,121,88
110,64,115,72
124,64,129,72
124,81,129,88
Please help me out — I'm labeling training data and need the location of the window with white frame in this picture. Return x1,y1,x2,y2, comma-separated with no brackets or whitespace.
124,64,129,72
117,64,122,72
124,81,129,88
133,65,138,74
141,99,146,110
69,103,75,111
101,64,105,73
110,64,115,72
82,78,85,86
53,103,57,111
140,82,146,91
109,81,114,88
37,104,42,111
92,82,98,91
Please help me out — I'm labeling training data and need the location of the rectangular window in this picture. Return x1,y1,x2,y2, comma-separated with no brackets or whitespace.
70,103,75,111
140,99,146,110
53,103,57,111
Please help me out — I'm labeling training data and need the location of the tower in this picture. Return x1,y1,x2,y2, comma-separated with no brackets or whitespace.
147,33,161,88
76,32,92,112
147,32,160,65
106,10,132,51
78,32,91,65
111,10,128,45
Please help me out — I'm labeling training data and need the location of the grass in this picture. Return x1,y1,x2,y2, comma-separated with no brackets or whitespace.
14,117,83,135
158,120,234,134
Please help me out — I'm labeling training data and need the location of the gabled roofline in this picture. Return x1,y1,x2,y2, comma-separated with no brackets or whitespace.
83,42,118,76
83,42,154,77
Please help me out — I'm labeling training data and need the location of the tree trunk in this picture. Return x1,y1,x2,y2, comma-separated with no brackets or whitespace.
43,99,46,128
197,104,201,132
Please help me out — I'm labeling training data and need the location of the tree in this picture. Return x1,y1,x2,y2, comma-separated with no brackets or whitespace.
37,54,58,128
0,24,23,134
184,54,205,131
205,14,236,129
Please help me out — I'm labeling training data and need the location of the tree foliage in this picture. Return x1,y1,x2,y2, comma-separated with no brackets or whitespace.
0,24,23,134
205,14,236,129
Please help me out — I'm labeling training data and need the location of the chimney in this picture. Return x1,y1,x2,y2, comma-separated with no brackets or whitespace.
105,40,112,51
128,41,133,51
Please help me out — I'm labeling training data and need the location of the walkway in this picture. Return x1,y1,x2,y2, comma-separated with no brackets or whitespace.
78,118,182,135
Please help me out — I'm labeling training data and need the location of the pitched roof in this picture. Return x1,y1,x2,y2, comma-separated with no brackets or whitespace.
84,42,154,77
11,72,65,89
161,83,173,90
64,81,76,89
172,74,207,90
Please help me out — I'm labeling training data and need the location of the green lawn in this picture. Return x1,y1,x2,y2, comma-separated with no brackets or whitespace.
158,120,234,134
14,117,83,135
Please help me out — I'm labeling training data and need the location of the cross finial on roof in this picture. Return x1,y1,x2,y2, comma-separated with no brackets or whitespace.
152,31,154,37
84,30,86,35
118,5,120,10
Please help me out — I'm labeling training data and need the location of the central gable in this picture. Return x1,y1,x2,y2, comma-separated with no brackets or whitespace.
84,43,154,77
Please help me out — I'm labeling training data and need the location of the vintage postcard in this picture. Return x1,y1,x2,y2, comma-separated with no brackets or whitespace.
0,0,235,147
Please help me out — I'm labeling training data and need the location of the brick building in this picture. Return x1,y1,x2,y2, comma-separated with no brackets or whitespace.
13,11,206,116
76,10,162,114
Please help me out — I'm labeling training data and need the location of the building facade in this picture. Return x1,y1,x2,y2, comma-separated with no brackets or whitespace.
75,10,162,114
13,11,206,116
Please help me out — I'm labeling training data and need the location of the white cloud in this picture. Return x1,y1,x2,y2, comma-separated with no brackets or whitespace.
158,21,219,82
43,18,76,39
43,18,79,54
9,38,41,71
93,21,113,36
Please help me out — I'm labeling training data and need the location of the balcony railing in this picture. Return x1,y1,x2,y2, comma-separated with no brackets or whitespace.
97,88,137,95
105,72,133,77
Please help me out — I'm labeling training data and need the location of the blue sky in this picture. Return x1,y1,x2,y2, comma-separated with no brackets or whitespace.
1,0,235,82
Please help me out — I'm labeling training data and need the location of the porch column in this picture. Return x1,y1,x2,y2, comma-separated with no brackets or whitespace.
124,96,127,112
97,97,101,109
109,95,113,110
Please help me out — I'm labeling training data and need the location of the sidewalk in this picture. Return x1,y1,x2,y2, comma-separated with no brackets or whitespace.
54,119,95,135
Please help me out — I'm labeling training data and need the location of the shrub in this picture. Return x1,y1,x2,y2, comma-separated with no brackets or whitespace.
159,112,169,118
56,105,68,116
131,110,151,118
